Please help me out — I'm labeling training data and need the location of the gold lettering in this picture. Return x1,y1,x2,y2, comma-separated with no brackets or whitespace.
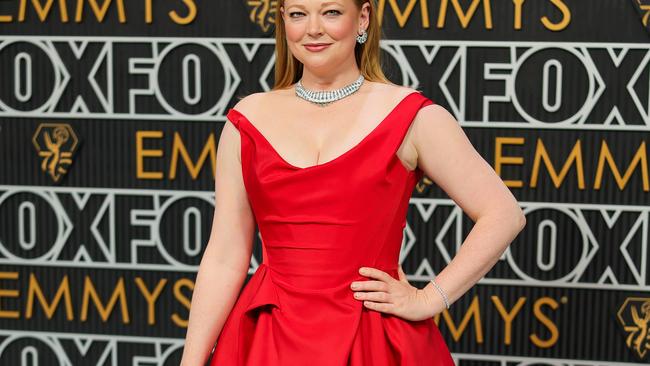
0,12,12,22
437,0,492,29
171,278,193,328
169,0,196,25
530,139,585,189
18,0,69,22
491,296,526,345
436,295,484,343
144,0,152,23
134,277,167,325
376,0,430,28
512,0,525,29
169,132,216,180
530,297,559,347
75,0,126,23
495,137,524,188
541,0,570,31
26,273,74,320
595,141,649,191
80,276,130,323
0,272,19,319
136,130,164,180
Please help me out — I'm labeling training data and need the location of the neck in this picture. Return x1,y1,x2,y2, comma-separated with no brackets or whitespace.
299,59,361,91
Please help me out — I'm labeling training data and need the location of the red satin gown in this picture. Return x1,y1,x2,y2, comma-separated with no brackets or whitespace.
210,91,455,365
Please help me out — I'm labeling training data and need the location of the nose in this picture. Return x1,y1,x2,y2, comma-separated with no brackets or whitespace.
306,13,323,38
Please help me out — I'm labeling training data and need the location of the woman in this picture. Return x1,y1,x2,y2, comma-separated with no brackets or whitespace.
181,0,526,364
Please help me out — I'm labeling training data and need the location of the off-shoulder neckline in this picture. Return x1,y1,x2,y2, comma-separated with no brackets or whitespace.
227,91,422,171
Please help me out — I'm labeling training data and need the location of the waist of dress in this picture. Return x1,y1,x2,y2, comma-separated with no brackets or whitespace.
261,247,400,291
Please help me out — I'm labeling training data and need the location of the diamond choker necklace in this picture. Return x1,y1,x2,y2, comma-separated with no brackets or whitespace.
295,74,364,107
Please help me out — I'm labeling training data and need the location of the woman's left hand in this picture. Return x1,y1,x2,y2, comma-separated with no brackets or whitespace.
350,265,439,321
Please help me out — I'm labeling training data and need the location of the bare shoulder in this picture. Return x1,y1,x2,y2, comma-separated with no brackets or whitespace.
415,102,455,125
366,81,419,99
412,101,461,147
232,88,293,116
370,82,446,128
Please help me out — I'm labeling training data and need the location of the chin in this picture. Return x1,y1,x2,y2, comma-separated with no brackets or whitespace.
304,53,341,64
296,57,326,69
302,60,335,70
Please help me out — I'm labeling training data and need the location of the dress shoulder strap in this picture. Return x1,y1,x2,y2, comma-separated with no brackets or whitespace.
226,108,242,130
384,91,435,156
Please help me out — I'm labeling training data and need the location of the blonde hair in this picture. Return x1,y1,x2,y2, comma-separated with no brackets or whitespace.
272,0,391,90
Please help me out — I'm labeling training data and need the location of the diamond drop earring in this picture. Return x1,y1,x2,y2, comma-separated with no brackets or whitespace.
356,29,367,44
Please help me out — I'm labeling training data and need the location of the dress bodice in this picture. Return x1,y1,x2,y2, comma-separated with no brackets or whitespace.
210,91,456,366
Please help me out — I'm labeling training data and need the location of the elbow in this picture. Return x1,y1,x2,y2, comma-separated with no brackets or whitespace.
498,206,525,233
514,205,526,227
493,205,526,232
515,208,526,231
517,208,526,227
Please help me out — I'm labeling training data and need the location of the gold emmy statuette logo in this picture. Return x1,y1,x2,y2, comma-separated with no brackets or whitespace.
633,0,650,28
244,0,278,32
32,123,79,182
617,297,650,359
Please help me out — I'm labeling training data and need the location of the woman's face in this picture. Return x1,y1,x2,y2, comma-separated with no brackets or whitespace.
280,0,369,71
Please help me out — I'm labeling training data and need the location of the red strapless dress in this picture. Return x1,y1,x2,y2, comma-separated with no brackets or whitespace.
210,91,455,365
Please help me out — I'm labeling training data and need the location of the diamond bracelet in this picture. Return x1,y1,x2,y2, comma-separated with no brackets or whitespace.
430,278,450,309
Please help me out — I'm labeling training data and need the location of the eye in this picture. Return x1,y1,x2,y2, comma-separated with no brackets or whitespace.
288,11,304,18
324,9,341,16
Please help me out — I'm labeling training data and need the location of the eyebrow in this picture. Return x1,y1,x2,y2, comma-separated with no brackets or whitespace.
286,1,343,9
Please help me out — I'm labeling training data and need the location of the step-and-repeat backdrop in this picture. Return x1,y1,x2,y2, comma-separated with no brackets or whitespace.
1,0,649,364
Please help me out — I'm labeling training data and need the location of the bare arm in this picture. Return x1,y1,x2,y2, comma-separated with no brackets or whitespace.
411,104,526,314
180,111,257,365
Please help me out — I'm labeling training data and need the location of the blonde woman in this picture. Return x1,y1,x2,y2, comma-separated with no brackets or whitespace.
181,0,526,364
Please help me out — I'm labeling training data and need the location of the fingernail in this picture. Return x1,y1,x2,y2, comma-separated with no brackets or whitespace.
359,267,365,274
